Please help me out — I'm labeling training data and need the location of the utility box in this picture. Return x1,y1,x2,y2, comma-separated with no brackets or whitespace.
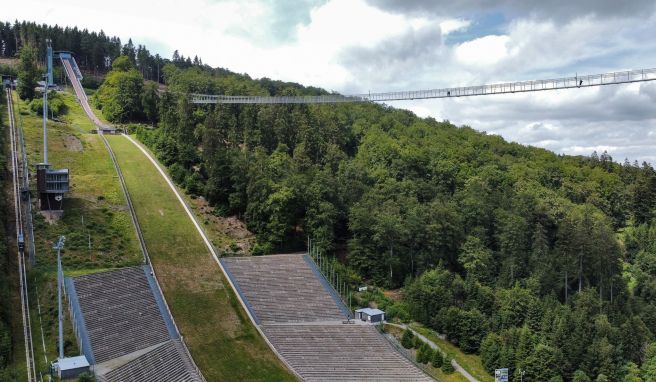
36,163,69,211
53,356,90,380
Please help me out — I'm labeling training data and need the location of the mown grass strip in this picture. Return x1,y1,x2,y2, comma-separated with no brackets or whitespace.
105,135,296,381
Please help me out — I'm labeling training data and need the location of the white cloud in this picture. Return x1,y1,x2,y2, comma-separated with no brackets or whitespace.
5,0,656,163
455,35,511,67
439,19,471,35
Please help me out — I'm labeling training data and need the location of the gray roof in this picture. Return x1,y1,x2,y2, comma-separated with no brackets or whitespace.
46,168,69,174
57,355,90,370
356,308,385,316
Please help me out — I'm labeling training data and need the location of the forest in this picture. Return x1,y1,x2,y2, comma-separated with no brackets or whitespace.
0,21,203,83
6,20,656,381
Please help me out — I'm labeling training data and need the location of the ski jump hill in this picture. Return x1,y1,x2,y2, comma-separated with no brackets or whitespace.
61,52,430,381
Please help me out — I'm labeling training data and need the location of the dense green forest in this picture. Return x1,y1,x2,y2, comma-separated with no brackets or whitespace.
134,61,656,382
10,20,656,381
1,21,205,83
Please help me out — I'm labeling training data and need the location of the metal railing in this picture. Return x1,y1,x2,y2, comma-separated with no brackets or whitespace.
190,67,656,104
377,325,438,381
307,239,353,318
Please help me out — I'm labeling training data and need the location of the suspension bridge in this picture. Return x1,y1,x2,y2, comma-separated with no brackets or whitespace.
190,67,656,104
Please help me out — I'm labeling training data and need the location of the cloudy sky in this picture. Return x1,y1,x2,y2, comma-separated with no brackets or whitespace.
10,0,656,163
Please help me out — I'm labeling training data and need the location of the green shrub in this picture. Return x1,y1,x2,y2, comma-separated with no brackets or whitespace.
572,370,591,382
386,301,411,322
401,329,414,349
81,76,101,89
251,242,273,256
29,91,67,117
77,372,96,382
431,350,443,368
416,343,433,364
413,336,422,349
441,357,455,374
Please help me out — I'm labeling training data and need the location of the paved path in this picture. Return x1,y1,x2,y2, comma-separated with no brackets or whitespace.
386,323,480,382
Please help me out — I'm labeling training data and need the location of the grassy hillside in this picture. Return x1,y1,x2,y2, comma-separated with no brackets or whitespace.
8,84,293,380
384,324,469,382
105,135,295,381
19,91,141,267
9,89,142,377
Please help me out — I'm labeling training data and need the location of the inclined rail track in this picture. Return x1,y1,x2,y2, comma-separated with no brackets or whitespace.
6,89,37,382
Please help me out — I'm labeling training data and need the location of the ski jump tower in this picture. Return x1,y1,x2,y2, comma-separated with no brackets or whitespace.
36,40,69,212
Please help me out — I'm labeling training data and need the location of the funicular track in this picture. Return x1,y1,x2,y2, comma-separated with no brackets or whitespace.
6,88,37,382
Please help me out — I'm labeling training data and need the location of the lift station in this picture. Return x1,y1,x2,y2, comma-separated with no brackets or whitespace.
36,40,69,212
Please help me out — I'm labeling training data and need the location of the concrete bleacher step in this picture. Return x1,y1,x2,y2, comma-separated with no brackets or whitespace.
221,254,430,381
96,340,203,382
71,266,172,364
221,254,347,324
262,324,432,381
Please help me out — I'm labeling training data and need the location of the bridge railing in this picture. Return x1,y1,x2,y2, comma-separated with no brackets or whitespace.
189,67,656,104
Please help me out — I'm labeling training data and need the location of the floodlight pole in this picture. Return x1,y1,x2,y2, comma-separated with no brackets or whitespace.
55,235,66,360
42,73,48,164
43,39,53,165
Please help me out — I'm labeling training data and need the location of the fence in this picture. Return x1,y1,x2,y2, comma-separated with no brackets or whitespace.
307,238,353,316
377,325,439,381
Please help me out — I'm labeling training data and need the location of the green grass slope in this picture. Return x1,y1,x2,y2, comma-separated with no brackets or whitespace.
10,90,143,376
105,135,295,381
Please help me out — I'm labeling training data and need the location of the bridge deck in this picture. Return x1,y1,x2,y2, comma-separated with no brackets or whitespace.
191,67,656,104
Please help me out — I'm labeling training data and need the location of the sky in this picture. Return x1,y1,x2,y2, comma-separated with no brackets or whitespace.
9,0,656,163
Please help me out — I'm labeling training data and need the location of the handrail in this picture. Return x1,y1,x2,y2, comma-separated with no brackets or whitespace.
190,67,656,104
377,325,439,381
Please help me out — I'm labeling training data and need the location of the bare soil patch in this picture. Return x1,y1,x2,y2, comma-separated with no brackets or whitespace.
63,134,83,151
192,197,255,253
384,289,403,301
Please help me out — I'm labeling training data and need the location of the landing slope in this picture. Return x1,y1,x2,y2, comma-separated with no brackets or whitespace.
105,135,295,381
